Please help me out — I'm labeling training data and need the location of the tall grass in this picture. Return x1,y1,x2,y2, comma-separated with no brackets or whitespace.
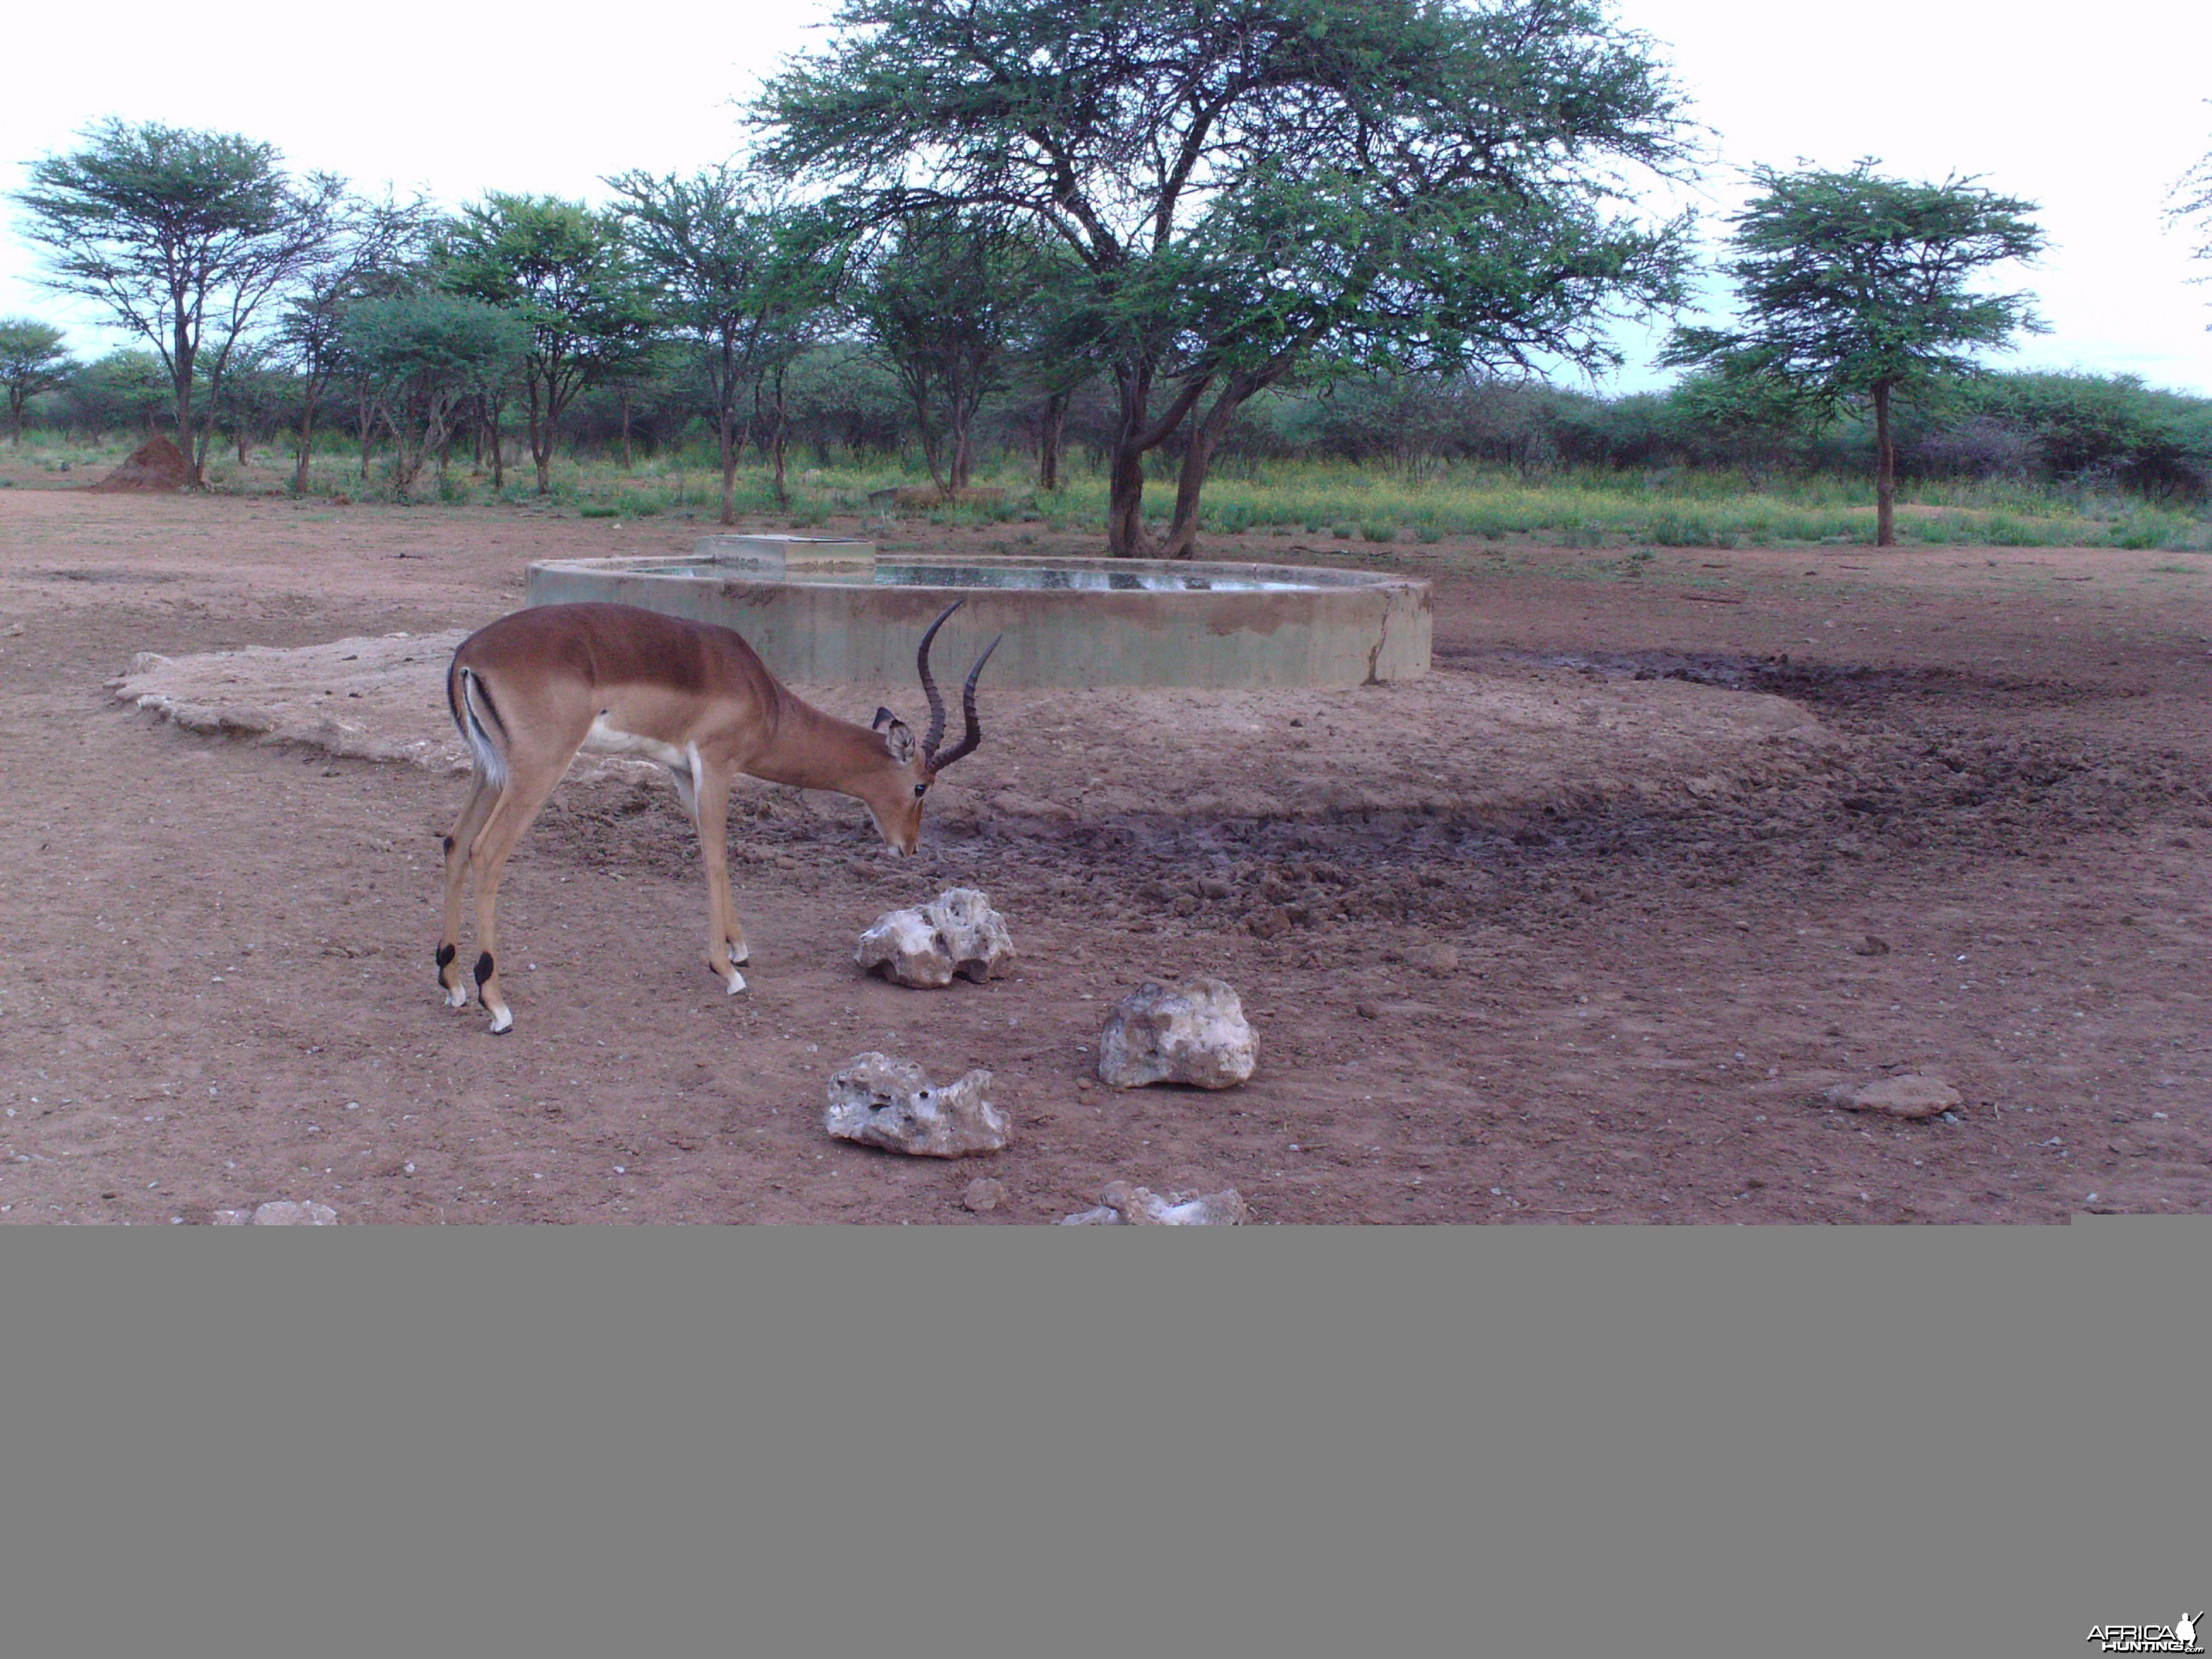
7,434,2209,551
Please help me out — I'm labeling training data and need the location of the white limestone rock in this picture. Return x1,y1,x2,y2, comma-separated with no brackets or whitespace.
1097,978,1257,1090
855,908,945,984
824,1052,1008,1157
855,888,1015,988
1058,1182,1250,1226
1822,1074,1962,1120
250,1200,339,1226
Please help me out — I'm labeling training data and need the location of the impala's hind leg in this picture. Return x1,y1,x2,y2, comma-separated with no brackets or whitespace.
466,746,574,1035
436,769,497,1008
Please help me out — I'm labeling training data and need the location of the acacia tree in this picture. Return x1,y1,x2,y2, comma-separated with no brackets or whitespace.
0,319,77,445
855,210,1047,495
342,295,527,499
273,192,440,491
758,0,1693,555
12,120,344,484
605,168,836,520
438,194,657,493
210,344,292,465
1663,161,2045,546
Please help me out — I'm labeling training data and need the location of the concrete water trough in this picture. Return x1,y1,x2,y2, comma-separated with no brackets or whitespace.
524,535,1431,689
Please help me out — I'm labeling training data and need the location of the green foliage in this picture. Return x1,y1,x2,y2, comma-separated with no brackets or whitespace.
1664,159,2045,542
855,209,1050,493
1664,161,2045,408
342,294,528,497
61,349,170,434
758,0,1696,551
437,194,658,491
0,317,78,443
1950,372,2212,497
12,119,346,477
603,167,840,514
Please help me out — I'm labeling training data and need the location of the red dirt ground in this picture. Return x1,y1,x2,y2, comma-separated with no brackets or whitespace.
1,485,2206,1224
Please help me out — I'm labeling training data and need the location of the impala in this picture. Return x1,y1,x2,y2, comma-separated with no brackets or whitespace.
435,598,1000,1033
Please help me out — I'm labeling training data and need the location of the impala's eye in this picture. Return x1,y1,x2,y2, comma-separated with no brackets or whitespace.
914,783,928,798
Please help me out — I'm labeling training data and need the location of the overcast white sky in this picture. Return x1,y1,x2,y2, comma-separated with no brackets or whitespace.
3,0,2208,395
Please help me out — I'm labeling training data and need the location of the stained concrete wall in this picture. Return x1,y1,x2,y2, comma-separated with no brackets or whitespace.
524,554,1431,689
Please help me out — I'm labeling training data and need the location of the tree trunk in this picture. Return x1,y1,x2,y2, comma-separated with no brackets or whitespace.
1873,381,1896,548
718,409,738,527
1104,363,1157,556
1036,392,1067,491
1103,365,1210,556
948,387,976,493
620,391,634,471
172,323,203,487
769,366,790,510
528,381,552,494
357,392,375,480
292,399,319,493
487,398,506,491
1105,439,1152,556
1160,376,1264,558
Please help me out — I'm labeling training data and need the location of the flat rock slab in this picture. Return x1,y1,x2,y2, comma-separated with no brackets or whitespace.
824,1052,1008,1157
1822,1074,1963,1120
1059,1183,1250,1226
108,636,1837,833
1099,978,1257,1090
210,1200,340,1225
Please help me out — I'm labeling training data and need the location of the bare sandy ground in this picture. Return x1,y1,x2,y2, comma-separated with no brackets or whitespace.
2,485,2207,1224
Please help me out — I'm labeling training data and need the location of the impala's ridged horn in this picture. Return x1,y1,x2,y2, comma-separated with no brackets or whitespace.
915,599,1000,773
916,601,960,759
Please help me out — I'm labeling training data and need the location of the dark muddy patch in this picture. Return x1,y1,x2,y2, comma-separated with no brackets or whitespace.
35,567,184,586
1506,649,2104,712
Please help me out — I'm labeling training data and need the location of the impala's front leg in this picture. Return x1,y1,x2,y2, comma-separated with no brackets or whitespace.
690,753,747,994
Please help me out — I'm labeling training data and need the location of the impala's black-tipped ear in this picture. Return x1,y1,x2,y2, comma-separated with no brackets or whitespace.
883,719,916,764
872,705,897,731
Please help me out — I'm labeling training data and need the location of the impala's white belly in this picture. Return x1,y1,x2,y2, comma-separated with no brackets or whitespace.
581,714,689,770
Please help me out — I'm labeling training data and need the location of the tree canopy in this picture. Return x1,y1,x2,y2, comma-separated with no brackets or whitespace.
342,294,529,498
272,192,440,490
438,194,658,493
1663,161,2044,545
854,210,1050,495
12,119,344,483
758,0,1696,554
0,318,78,446
606,168,838,518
